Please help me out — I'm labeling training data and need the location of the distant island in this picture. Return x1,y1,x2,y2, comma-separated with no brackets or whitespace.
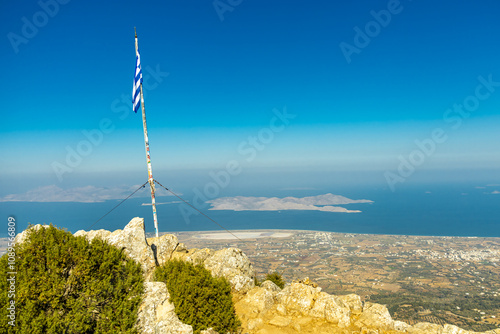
207,193,373,213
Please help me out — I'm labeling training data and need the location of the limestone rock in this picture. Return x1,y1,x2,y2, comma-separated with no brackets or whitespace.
360,329,380,334
106,218,156,277
200,328,219,334
172,248,214,265
75,218,157,279
137,281,193,334
442,324,472,334
408,322,443,333
276,303,287,315
203,247,255,293
247,318,264,331
311,292,351,327
175,242,188,253
293,277,318,288
354,302,394,330
260,280,282,292
291,321,301,332
335,293,363,315
172,246,254,293
394,320,411,332
147,233,179,266
269,315,291,327
14,224,49,244
74,228,111,241
240,286,277,314
276,282,319,314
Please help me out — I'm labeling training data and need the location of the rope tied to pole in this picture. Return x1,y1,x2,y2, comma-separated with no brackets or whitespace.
87,179,242,242
88,181,148,230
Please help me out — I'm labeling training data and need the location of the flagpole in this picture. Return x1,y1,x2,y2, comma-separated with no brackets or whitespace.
135,28,159,238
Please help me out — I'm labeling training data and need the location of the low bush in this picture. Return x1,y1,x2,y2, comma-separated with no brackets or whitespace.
264,272,286,289
153,259,240,334
0,225,144,334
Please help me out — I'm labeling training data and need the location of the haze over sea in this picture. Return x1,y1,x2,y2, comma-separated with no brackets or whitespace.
1,169,499,238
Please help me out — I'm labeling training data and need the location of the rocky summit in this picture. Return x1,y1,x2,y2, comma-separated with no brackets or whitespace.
15,218,500,334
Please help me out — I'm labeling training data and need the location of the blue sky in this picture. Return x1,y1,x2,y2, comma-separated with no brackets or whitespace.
1,0,500,198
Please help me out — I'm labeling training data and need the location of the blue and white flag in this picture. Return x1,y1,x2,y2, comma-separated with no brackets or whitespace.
132,49,143,113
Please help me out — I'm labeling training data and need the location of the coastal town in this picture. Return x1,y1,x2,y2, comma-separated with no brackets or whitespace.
174,229,500,332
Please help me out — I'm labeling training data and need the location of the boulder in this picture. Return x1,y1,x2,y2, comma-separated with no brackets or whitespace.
269,315,292,327
408,322,443,334
354,302,394,331
75,218,156,277
309,291,351,327
172,248,214,265
293,277,318,288
260,280,282,292
239,286,277,314
276,304,287,316
276,282,319,314
14,224,49,244
271,282,351,327
443,324,472,334
247,318,264,331
147,233,179,266
74,228,111,241
75,217,181,280
203,247,255,293
136,281,193,334
394,320,412,332
104,218,157,278
174,247,254,293
334,293,363,315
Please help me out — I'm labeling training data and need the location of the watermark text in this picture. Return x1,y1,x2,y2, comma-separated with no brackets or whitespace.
6,216,17,326
385,74,500,191
7,0,71,54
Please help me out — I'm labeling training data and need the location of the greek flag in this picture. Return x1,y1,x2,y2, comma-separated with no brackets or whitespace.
132,49,143,113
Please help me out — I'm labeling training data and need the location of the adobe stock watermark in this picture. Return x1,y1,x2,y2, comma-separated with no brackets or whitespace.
339,0,410,64
385,74,500,191
6,216,17,327
213,0,243,21
7,0,71,54
179,106,296,223
51,65,169,182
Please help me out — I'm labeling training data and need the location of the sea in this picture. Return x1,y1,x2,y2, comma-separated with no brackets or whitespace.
1,181,499,238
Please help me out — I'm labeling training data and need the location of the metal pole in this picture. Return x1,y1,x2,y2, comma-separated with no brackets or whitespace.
135,29,159,238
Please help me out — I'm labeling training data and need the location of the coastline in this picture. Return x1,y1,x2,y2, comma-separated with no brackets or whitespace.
2,228,499,256
156,228,499,240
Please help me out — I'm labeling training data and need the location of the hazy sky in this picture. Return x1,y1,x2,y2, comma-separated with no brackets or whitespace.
1,0,500,197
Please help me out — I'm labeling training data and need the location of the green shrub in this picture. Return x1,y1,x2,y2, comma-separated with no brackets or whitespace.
264,272,286,289
0,225,144,334
153,259,240,334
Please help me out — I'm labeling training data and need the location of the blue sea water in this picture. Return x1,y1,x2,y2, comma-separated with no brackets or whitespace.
1,182,499,238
